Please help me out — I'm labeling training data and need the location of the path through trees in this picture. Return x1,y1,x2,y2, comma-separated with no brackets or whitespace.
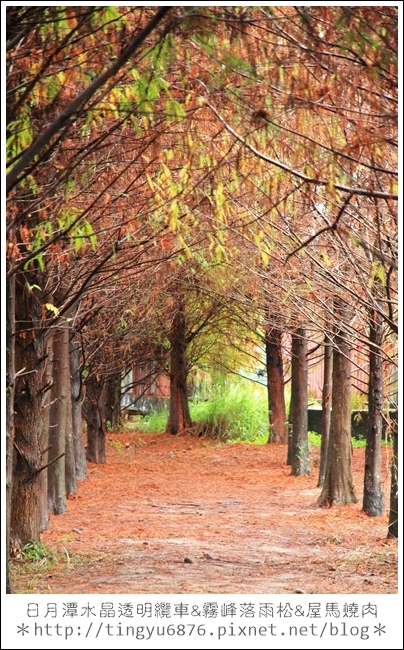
11,432,397,595
6,6,398,593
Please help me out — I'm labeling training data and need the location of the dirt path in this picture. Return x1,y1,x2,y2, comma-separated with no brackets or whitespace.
13,431,397,594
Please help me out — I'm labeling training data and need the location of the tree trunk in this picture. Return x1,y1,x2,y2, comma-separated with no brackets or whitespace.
363,307,385,516
318,334,333,487
39,336,53,532
290,328,311,475
166,301,192,435
387,423,398,538
318,300,358,506
48,325,69,514
286,391,293,465
11,273,46,548
64,331,77,497
84,375,107,464
6,272,15,592
265,326,288,443
105,371,122,430
70,334,88,479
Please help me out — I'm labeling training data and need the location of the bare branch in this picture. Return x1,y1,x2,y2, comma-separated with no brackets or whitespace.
203,101,398,201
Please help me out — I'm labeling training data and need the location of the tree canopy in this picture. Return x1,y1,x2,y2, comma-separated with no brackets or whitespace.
5,6,398,564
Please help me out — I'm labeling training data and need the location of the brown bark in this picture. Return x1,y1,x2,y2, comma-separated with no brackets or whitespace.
318,300,358,506
265,326,288,443
166,301,192,435
39,336,53,532
6,272,15,592
105,372,122,430
363,307,385,516
286,380,293,465
48,325,69,514
11,273,47,548
65,333,77,497
84,375,107,464
290,328,311,475
387,424,398,538
70,335,88,479
318,334,333,487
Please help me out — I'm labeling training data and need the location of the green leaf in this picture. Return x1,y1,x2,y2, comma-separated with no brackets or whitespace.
166,99,186,121
169,200,180,231
84,221,97,250
102,5,121,26
45,303,60,316
147,78,162,101
261,250,269,267
26,283,42,293
369,261,386,287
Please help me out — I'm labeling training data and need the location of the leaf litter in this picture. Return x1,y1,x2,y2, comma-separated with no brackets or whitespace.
12,431,397,594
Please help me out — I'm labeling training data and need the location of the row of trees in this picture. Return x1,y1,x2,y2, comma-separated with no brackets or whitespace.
6,6,398,592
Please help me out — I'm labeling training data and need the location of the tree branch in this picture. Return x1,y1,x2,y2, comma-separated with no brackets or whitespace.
6,6,172,193
203,101,398,201
286,195,352,261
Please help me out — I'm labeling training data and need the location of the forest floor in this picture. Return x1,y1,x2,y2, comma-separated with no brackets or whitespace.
11,430,398,594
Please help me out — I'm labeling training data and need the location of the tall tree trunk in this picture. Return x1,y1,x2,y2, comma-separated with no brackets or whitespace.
39,336,53,532
166,301,192,435
105,371,122,430
84,375,107,464
265,326,288,443
64,330,77,497
286,392,293,465
6,272,15,592
70,334,87,479
318,299,358,506
11,272,46,548
290,328,311,475
48,324,69,514
363,307,385,516
387,423,398,538
318,334,333,487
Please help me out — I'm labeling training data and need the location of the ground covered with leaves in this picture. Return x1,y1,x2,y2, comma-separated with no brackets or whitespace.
11,431,397,594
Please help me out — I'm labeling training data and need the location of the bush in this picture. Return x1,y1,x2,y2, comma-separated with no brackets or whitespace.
134,409,168,433
192,377,268,443
132,377,269,443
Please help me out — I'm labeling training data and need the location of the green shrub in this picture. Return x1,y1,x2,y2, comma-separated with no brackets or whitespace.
134,409,168,433
191,377,268,443
132,376,269,443
308,431,322,447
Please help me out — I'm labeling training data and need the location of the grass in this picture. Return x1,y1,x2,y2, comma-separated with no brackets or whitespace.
10,539,99,594
134,377,270,443
10,541,60,593
107,439,124,452
308,430,392,448
192,378,269,443
130,377,392,448
134,409,168,434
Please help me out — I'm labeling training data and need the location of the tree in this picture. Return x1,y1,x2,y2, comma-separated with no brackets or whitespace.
318,334,333,487
5,5,398,573
265,324,288,444
387,423,398,538
166,291,193,435
5,272,15,592
290,328,311,476
362,303,386,516
10,271,47,547
318,299,358,506
6,5,176,549
48,322,70,514
70,333,88,480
